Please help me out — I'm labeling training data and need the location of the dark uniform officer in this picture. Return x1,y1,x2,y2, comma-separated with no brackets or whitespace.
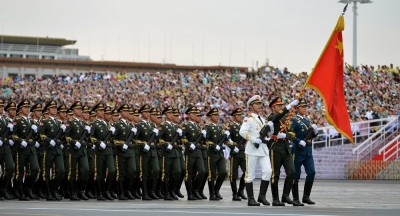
181,106,205,201
129,108,142,199
196,109,208,200
4,102,17,199
104,106,119,200
64,101,90,201
82,105,96,199
150,109,165,199
228,108,247,201
57,104,70,199
159,106,182,200
172,108,185,199
136,104,160,200
12,100,39,200
30,103,45,199
290,98,318,205
38,100,65,201
204,107,228,201
113,104,137,200
0,99,15,200
268,97,299,206
89,103,116,201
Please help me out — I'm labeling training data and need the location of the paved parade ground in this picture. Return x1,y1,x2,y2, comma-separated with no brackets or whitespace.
1,180,399,216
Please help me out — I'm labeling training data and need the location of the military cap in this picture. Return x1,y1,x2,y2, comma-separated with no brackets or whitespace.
82,105,90,113
104,106,112,114
150,108,160,116
297,98,307,107
57,104,68,112
247,95,262,107
269,97,284,107
162,105,174,115
230,108,243,116
111,109,119,116
17,99,31,110
118,104,130,112
196,109,202,116
44,100,57,111
138,104,151,113
90,111,96,117
70,101,83,110
4,102,17,111
172,108,180,116
91,103,105,112
67,108,74,116
0,99,5,106
132,108,140,116
206,107,219,116
185,105,198,114
30,103,43,112
42,108,49,115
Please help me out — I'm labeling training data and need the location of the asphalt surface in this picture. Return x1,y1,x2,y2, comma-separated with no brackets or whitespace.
1,180,399,216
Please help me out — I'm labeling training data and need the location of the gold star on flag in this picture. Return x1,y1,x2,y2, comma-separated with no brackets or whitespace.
335,39,343,55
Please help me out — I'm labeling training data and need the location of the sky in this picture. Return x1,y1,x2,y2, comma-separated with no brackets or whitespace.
1,0,399,73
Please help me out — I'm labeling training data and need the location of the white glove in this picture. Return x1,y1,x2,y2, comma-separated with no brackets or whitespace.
31,125,38,133
264,137,271,142
85,125,91,133
100,142,106,149
224,130,230,137
250,137,262,144
312,124,318,134
299,140,306,147
267,121,274,130
144,144,150,151
9,139,14,146
201,130,207,138
92,145,96,150
131,127,137,134
122,144,128,150
75,141,81,149
215,145,221,151
286,99,299,110
50,140,56,147
190,143,196,150
35,142,40,148
61,124,66,132
233,147,239,153
61,144,64,149
153,128,159,136
7,123,14,131
177,128,182,136
277,132,286,139
0,140,3,147
21,141,28,148
167,144,173,150
109,126,116,134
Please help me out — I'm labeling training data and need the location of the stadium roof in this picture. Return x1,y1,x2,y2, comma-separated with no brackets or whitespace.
0,35,76,46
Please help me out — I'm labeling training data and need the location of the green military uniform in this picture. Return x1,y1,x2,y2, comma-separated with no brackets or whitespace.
204,108,227,201
267,97,296,206
159,106,181,200
38,101,65,201
136,104,160,200
197,109,208,200
172,108,185,199
12,100,39,201
181,106,205,200
227,108,247,201
112,104,137,200
89,103,115,201
83,105,96,199
0,99,15,200
4,102,17,199
64,102,89,201
129,108,142,199
150,109,165,199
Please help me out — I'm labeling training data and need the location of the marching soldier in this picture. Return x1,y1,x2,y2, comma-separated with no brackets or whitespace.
89,103,116,201
111,109,119,124
196,109,208,200
113,104,137,200
82,105,96,199
0,99,15,200
204,107,228,201
12,100,39,200
105,106,119,200
64,101,90,201
181,106,205,200
172,108,185,199
31,103,45,199
4,102,17,199
38,100,66,201
228,108,247,201
290,98,318,205
57,104,70,199
150,108,165,199
129,108,142,199
267,97,300,206
159,106,182,200
136,104,160,200
239,95,274,206
89,111,96,122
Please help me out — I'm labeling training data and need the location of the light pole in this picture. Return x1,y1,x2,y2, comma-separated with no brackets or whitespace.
338,0,372,69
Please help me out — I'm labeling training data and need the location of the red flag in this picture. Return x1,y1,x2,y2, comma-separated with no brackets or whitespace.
305,16,354,143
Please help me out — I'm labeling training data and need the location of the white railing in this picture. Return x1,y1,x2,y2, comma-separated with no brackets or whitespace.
378,134,400,161
311,116,399,158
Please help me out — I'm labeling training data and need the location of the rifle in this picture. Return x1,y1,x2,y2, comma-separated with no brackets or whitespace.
143,132,156,152
120,129,136,152
214,133,228,152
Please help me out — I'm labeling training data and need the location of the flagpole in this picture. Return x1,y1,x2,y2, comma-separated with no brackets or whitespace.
279,4,349,133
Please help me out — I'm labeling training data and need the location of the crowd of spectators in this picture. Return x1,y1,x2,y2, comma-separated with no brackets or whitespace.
1,63,399,130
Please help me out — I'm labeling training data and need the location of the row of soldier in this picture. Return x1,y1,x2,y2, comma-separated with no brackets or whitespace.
0,96,317,207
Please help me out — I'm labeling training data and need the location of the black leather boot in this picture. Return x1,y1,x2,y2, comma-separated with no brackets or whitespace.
271,182,285,206
96,181,106,201
198,176,208,199
281,178,294,204
292,182,305,206
257,180,270,206
208,181,220,201
141,179,152,200
175,174,185,198
215,176,224,200
245,182,260,206
163,181,174,200
302,180,315,205
70,181,80,201
149,179,160,200
104,180,115,201
237,176,247,200
230,181,241,201
45,180,56,201
186,180,197,200
18,180,29,201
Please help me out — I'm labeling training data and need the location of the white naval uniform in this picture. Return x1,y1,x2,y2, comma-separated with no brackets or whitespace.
239,113,272,183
